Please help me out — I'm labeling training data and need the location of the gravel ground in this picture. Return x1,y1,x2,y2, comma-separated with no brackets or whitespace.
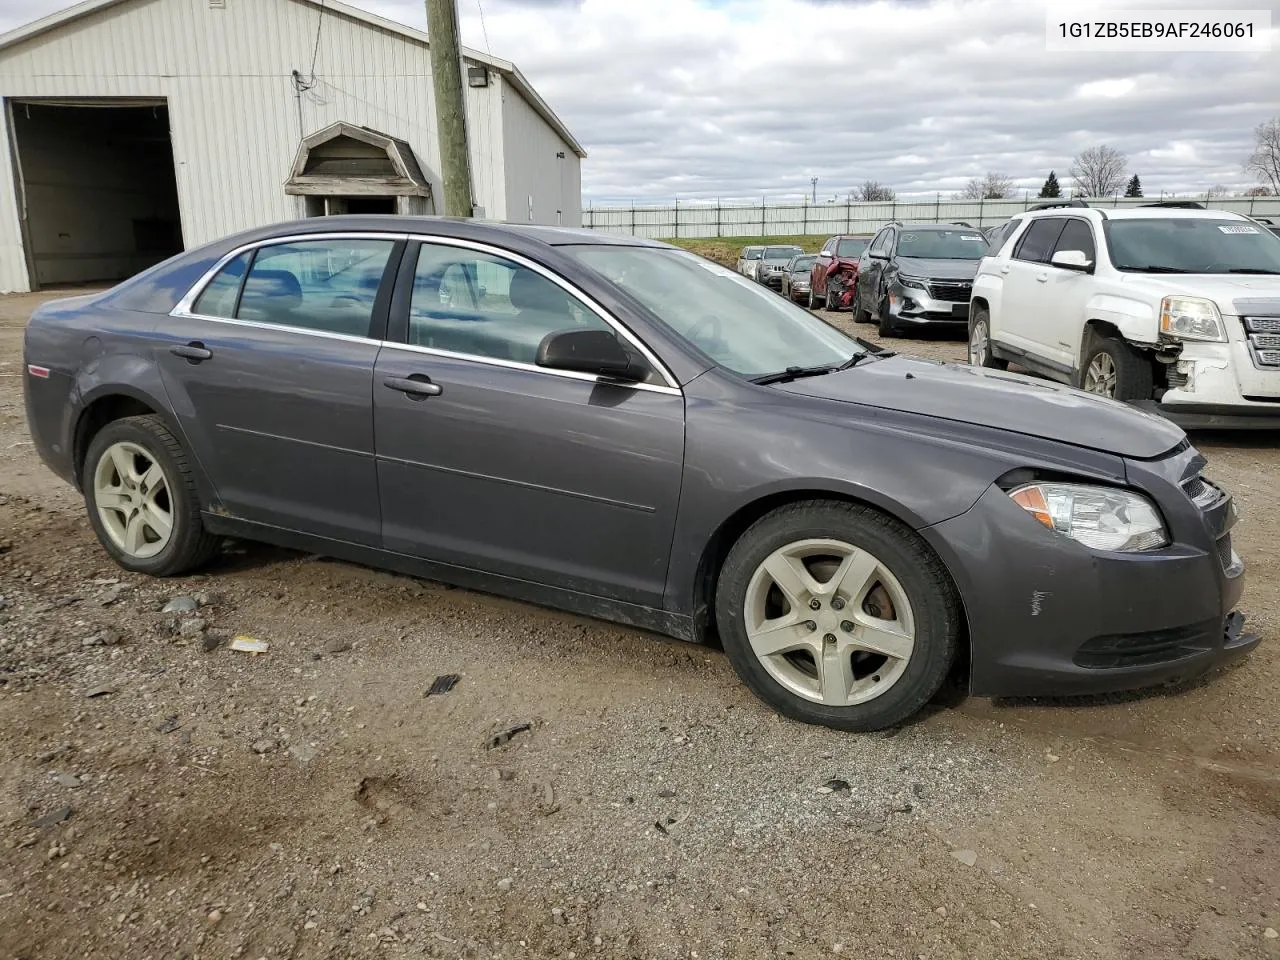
1,291,1278,960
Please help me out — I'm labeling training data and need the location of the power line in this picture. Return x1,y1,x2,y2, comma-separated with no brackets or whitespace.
475,0,491,55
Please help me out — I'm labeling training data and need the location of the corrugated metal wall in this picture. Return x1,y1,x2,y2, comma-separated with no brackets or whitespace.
502,77,582,228
584,196,1280,239
0,0,563,291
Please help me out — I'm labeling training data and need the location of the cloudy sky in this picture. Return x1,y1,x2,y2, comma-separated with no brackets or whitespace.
1,0,1277,202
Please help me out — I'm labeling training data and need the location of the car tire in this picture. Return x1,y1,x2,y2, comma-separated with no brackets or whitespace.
876,290,899,337
851,287,872,324
714,500,961,732
967,307,1008,369
1079,334,1153,401
807,287,817,310
82,414,220,577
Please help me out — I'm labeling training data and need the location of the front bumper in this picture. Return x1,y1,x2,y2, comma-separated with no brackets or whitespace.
923,464,1255,699
761,272,785,289
889,282,971,326
1146,337,1280,429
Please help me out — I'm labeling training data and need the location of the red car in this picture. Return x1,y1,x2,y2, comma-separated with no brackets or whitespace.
808,235,873,310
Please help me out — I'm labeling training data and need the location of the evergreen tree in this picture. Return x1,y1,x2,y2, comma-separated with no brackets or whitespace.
1038,171,1061,198
1124,174,1143,198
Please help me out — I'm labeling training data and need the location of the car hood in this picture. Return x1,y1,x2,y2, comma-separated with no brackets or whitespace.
894,257,982,280
775,355,1185,458
1117,273,1280,314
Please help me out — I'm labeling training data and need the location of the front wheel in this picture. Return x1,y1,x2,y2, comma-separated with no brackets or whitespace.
807,286,817,310
83,415,220,577
877,290,899,337
968,308,1008,369
1079,335,1153,401
851,287,872,324
824,284,837,311
715,501,961,732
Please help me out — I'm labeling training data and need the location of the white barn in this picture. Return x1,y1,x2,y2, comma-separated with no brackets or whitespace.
0,0,586,292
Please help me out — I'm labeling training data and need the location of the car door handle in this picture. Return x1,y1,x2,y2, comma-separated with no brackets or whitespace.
383,375,443,399
170,342,212,363
999,265,1011,275
1035,272,1049,283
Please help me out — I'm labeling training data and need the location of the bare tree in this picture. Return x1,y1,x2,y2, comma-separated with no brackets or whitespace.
1070,145,1128,197
855,180,896,202
1205,184,1231,200
958,171,1015,200
1245,117,1280,195
1242,185,1275,197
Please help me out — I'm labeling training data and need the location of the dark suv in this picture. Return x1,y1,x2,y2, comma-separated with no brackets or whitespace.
852,223,989,337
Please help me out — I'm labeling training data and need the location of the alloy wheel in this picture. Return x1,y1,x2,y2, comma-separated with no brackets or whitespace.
93,441,174,559
968,319,989,366
743,538,915,706
1084,353,1118,396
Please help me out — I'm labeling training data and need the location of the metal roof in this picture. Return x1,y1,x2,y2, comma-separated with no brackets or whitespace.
0,0,586,158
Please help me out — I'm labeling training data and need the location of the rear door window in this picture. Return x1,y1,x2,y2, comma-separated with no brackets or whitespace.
192,251,252,318
1013,218,1067,264
235,238,396,337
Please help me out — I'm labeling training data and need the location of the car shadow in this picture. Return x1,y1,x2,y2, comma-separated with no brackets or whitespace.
986,663,1232,712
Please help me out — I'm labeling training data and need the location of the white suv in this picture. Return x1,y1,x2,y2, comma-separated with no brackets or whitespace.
969,200,1280,428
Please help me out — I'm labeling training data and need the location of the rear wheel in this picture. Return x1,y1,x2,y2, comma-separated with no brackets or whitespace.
967,308,1008,369
1080,335,1153,401
715,501,961,732
83,415,219,577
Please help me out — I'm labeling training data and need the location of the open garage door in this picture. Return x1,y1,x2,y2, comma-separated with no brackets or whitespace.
8,99,183,289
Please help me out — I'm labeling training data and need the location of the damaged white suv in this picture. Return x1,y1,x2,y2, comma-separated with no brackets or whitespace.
969,200,1280,428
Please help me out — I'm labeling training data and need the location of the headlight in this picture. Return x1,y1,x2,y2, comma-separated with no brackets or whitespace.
1008,482,1169,552
1160,296,1225,342
897,274,928,288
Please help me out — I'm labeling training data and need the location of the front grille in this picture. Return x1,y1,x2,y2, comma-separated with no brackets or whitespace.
1074,620,1217,669
926,280,972,303
1244,317,1280,367
1182,475,1207,500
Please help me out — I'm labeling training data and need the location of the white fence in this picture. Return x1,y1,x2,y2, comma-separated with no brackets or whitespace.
582,196,1280,239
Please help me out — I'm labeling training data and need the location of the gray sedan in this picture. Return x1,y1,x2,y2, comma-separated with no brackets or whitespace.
23,217,1255,731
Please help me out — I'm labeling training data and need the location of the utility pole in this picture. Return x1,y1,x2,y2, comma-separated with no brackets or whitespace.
426,0,474,217
811,177,818,204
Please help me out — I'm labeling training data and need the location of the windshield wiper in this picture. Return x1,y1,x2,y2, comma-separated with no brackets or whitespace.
1121,265,1188,273
750,353,869,386
1223,268,1280,275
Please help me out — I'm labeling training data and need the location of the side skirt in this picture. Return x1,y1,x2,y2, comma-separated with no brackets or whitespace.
202,513,701,643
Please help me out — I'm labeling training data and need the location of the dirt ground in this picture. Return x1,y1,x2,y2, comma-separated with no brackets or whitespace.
1,289,1278,960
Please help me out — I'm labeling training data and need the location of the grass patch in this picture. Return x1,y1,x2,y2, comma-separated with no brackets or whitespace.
663,236,824,268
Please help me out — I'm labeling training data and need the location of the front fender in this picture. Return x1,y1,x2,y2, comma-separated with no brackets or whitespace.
1088,293,1158,345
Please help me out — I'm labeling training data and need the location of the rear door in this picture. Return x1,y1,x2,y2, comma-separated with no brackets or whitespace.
158,233,402,544
995,217,1067,368
372,238,686,607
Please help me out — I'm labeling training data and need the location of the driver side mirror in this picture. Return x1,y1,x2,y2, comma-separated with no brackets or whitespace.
1051,249,1093,272
536,329,650,382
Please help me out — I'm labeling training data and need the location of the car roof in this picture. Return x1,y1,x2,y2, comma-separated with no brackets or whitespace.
212,215,671,250
1017,206,1250,222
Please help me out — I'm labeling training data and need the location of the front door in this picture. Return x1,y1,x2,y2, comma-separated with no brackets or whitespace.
373,239,686,607
156,234,401,545
994,217,1067,364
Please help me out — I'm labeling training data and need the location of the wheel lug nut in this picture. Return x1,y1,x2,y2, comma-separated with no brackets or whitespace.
841,621,854,632
830,597,845,611
823,633,837,644
808,599,821,610
804,620,817,632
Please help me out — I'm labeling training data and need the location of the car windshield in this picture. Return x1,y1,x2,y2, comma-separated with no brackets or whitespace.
791,256,816,272
570,246,859,377
897,229,988,260
836,239,868,256
764,246,803,259
744,248,763,259
1105,218,1280,274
